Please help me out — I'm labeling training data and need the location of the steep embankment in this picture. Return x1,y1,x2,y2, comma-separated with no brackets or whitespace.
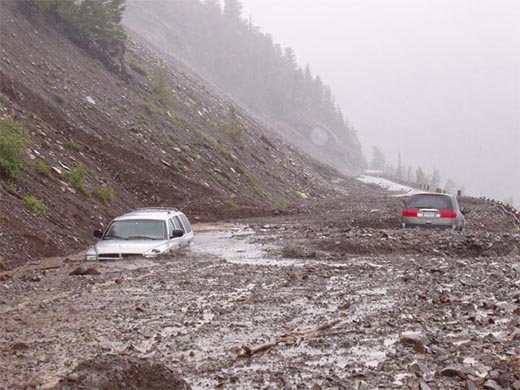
0,1,342,268
123,0,365,175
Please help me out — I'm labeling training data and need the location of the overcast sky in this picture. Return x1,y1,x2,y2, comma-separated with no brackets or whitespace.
240,0,520,204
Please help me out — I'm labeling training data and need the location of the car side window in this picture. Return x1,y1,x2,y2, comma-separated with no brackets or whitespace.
173,215,185,232
168,218,175,237
171,216,182,230
179,213,193,233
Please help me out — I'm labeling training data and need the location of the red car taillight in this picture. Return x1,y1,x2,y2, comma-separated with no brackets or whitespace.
402,208,418,217
440,210,457,218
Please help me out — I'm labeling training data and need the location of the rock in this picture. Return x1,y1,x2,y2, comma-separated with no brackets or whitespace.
483,379,503,389
496,302,518,312
466,380,478,390
400,333,428,354
69,267,100,276
440,367,467,379
11,342,29,351
419,381,432,390
66,373,79,382
409,362,430,377
511,328,520,340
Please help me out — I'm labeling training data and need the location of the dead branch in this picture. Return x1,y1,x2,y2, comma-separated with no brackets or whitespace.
292,318,341,336
235,318,343,360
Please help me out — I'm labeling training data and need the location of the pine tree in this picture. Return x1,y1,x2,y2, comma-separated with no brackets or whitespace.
416,167,426,185
370,147,385,170
224,0,243,20
396,153,404,179
430,169,441,188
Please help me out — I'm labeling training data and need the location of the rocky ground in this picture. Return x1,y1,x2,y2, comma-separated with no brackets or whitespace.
1,180,519,390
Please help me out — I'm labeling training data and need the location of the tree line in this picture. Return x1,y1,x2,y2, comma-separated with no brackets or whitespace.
369,146,464,195
127,0,359,155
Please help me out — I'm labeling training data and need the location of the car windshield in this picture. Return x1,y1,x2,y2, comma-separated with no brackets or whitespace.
103,219,166,240
407,194,453,210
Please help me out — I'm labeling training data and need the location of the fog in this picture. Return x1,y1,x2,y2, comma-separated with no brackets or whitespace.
240,0,520,205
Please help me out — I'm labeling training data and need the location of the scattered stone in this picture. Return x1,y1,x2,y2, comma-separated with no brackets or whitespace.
419,381,432,390
69,267,100,276
440,367,467,379
483,379,503,390
11,342,29,351
408,362,430,377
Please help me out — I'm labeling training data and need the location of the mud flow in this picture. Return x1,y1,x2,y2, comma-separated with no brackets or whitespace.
1,215,519,389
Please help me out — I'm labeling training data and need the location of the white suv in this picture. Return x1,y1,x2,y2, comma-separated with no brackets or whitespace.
86,208,194,260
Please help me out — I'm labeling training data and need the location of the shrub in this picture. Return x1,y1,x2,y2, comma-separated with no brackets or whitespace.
24,195,45,215
224,200,236,208
276,196,289,209
0,116,30,180
64,140,80,151
69,162,88,194
0,257,6,270
96,183,114,203
225,105,243,141
24,0,127,72
136,113,151,125
254,186,269,200
54,94,65,104
266,169,284,182
151,63,175,106
295,190,309,200
126,55,149,75
41,139,52,149
34,159,50,176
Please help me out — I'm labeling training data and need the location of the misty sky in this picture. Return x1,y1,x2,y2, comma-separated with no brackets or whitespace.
239,0,520,204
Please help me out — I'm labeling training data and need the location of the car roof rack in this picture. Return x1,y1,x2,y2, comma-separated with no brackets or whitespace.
133,207,179,214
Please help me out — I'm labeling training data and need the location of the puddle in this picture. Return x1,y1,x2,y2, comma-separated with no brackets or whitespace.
192,227,308,267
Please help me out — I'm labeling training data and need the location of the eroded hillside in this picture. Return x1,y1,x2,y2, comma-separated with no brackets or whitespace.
123,0,365,175
0,0,341,268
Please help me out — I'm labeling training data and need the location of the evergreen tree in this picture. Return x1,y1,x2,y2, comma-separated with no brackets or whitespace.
430,169,441,188
416,167,427,185
370,147,385,170
396,153,404,179
224,0,243,20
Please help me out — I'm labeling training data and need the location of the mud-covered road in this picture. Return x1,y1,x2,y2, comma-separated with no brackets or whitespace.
1,182,520,390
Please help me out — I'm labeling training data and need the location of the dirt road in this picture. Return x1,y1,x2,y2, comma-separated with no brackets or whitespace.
1,183,519,390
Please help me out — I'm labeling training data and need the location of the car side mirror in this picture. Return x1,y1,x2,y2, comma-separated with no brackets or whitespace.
461,207,471,215
94,229,103,239
170,229,184,238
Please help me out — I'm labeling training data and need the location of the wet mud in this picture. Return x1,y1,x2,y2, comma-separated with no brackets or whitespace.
1,213,519,389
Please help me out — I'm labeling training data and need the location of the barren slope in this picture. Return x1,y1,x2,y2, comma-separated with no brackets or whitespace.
0,1,341,268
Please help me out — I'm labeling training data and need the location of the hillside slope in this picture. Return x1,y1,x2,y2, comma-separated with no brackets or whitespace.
123,0,365,175
0,1,343,268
